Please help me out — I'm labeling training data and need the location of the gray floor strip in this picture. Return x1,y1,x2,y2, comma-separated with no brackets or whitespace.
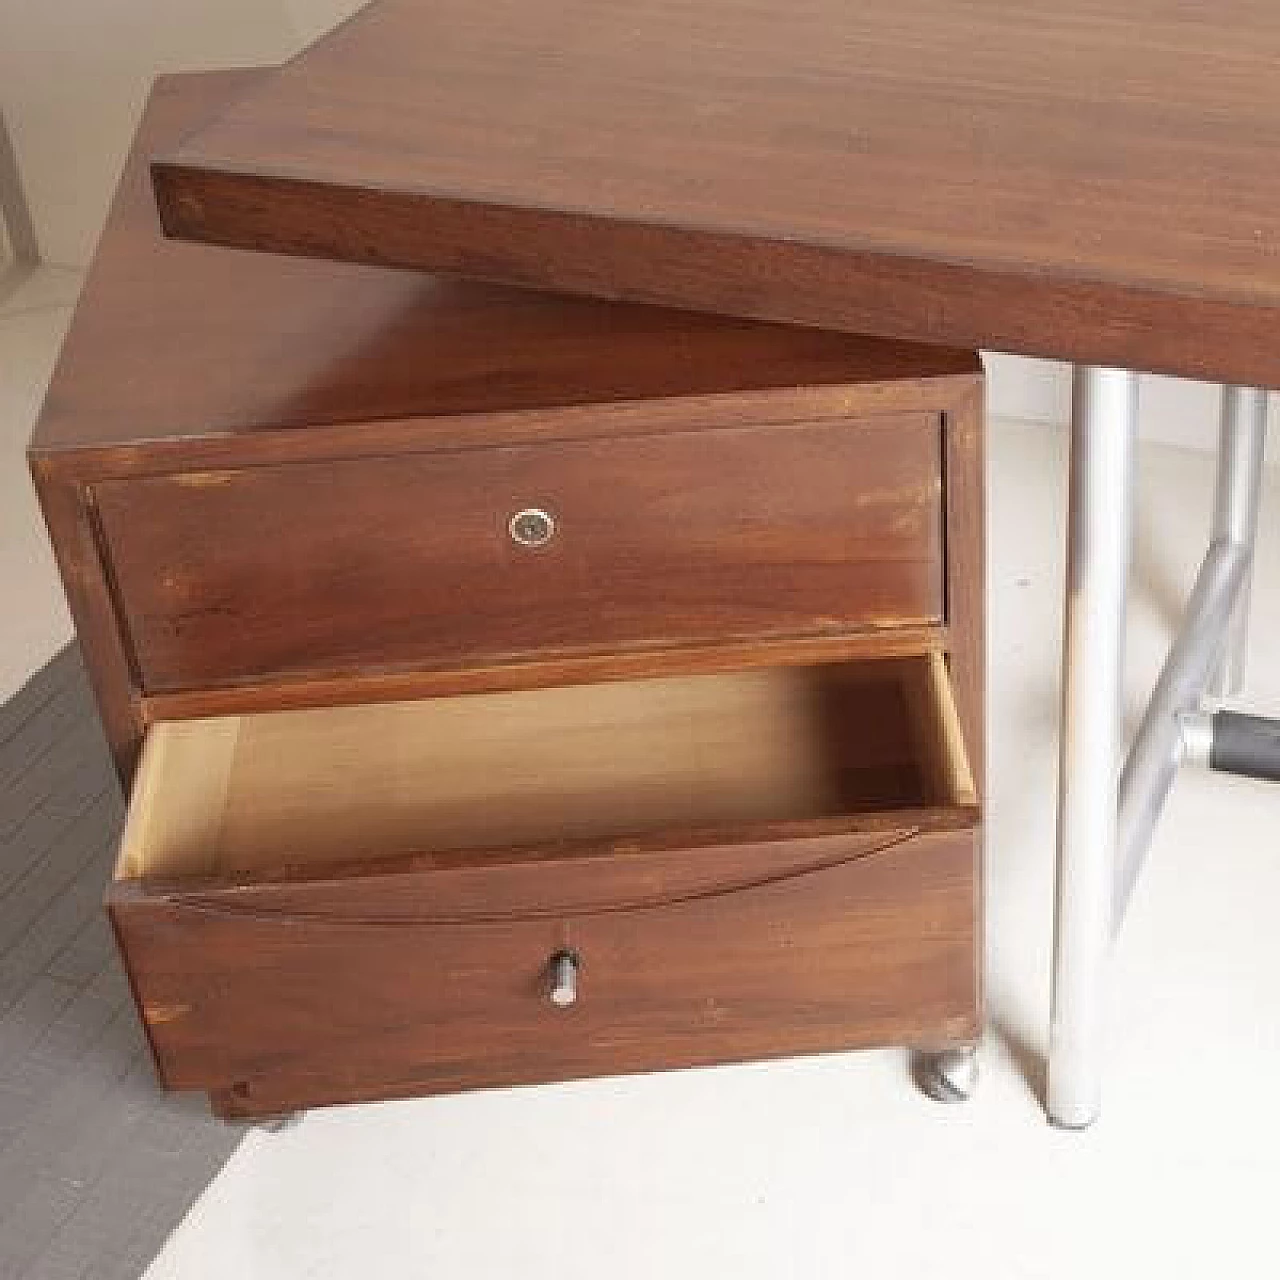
0,646,241,1279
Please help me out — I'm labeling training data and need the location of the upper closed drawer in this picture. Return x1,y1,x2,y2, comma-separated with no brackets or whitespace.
94,414,943,693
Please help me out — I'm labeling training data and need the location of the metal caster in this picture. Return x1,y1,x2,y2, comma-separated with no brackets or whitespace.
255,1111,305,1133
915,1047,978,1103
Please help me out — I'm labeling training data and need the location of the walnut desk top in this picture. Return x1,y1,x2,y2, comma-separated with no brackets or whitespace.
153,0,1280,388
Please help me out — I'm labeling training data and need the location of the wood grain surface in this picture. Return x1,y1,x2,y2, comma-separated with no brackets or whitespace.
30,69,981,781
109,654,977,1110
33,69,987,1115
91,414,944,692
153,0,1280,387
117,655,974,883
112,650,979,1119
115,825,978,1113
31,68,978,457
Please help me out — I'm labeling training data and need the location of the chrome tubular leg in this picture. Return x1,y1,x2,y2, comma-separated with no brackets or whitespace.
1209,387,1268,698
1047,366,1138,1130
1114,540,1247,923
1114,385,1268,928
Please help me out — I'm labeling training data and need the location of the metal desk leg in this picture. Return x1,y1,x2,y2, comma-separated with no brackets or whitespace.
1114,386,1268,924
1210,387,1269,698
1047,366,1138,1130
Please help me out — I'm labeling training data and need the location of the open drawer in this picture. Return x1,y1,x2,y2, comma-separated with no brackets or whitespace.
109,652,980,1117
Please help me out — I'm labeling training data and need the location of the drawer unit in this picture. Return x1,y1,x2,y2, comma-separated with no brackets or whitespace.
93,413,944,692
109,654,978,1118
32,71,985,1116
30,66,983,782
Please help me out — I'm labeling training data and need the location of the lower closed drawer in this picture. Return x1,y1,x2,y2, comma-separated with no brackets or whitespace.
109,653,979,1116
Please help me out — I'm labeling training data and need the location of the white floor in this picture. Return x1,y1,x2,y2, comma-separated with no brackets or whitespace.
4,263,1280,1278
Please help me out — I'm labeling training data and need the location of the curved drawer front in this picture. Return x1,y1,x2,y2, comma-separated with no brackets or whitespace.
112,825,977,1108
92,413,944,692
107,653,978,1114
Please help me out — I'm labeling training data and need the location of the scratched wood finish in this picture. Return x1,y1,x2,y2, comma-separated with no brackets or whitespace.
108,658,977,1111
110,655,972,1105
92,414,943,693
119,827,978,1115
32,71,986,1115
154,0,1280,388
29,71,982,779
117,657,975,884
943,386,986,788
33,68,978,457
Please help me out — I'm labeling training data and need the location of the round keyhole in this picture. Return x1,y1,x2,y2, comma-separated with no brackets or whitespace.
508,507,556,549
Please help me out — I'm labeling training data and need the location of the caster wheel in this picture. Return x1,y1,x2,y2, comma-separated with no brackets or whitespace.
915,1047,978,1103
258,1111,305,1133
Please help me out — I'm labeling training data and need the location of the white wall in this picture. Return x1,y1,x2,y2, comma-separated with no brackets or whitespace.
0,1,367,267
282,0,366,43
986,353,1280,455
1,0,1273,454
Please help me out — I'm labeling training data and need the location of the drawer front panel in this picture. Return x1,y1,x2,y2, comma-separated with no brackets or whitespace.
111,826,978,1107
93,414,943,692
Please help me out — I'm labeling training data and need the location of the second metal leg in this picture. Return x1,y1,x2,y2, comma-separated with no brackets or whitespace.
1210,387,1268,698
1114,541,1247,922
1047,366,1138,1130
1115,385,1269,925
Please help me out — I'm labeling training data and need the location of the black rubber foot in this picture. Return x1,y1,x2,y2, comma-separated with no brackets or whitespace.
1211,710,1280,782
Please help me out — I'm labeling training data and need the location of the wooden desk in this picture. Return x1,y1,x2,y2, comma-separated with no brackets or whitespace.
151,0,1280,1128
154,0,1280,389
32,71,987,1119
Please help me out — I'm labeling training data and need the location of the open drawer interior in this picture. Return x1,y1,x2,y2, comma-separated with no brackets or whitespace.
117,652,975,885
